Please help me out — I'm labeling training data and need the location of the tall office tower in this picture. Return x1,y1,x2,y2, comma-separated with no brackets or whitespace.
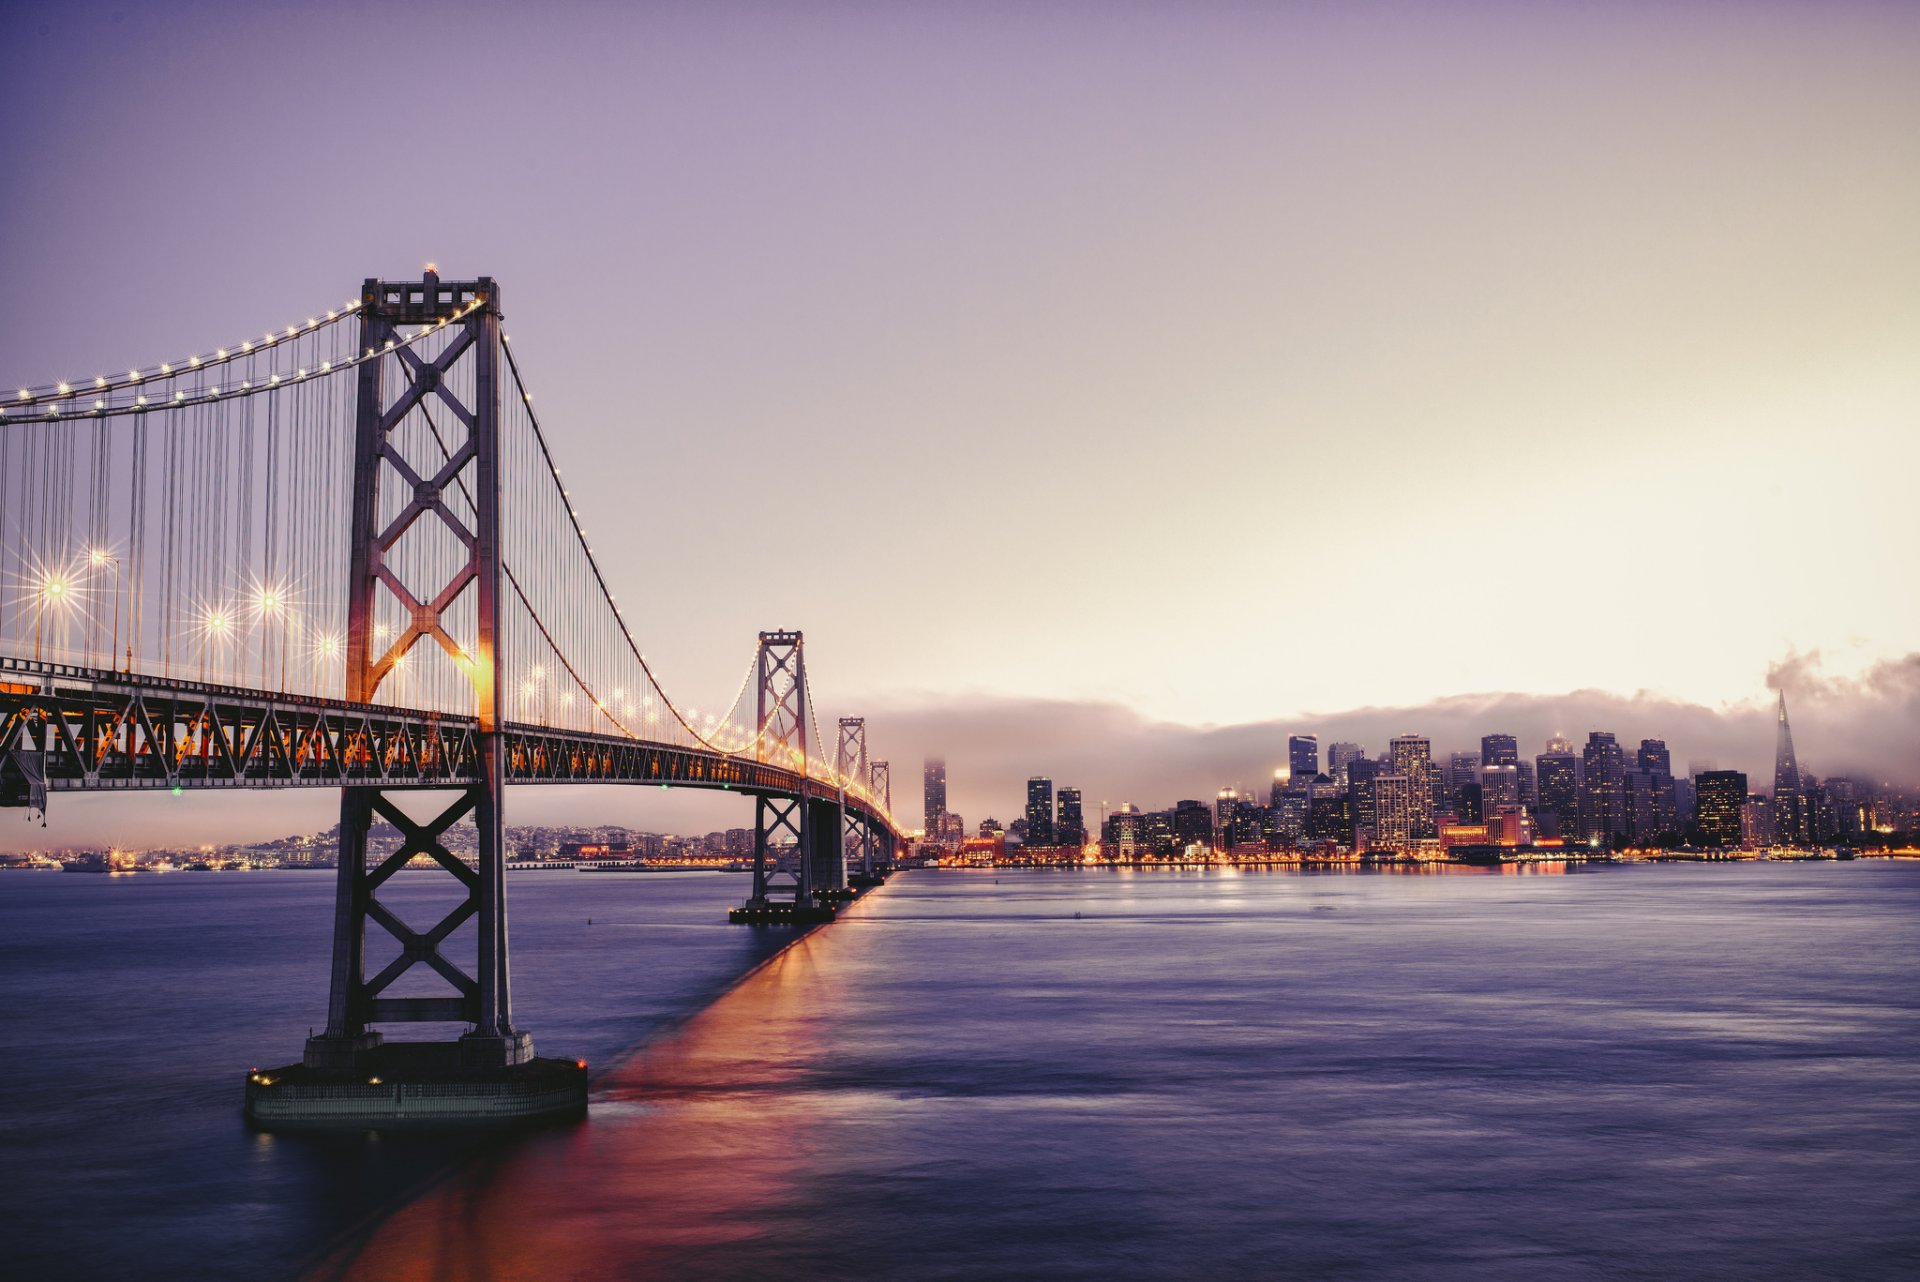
1288,735,1320,781
1266,790,1308,846
1480,763,1521,811
1142,809,1176,855
1371,775,1416,851
1104,805,1145,859
1055,786,1086,847
1447,751,1482,794
1673,774,1697,828
1025,777,1055,847
1580,732,1628,844
1772,691,1808,845
923,758,948,835
1481,734,1519,768
1389,735,1438,838
1327,742,1364,787
1214,788,1240,844
1227,798,1266,847
1694,770,1746,847
1172,799,1213,850
1633,739,1676,839
1345,756,1383,846
1545,735,1574,755
1535,749,1580,840
1515,758,1536,808
1743,792,1776,846
1307,785,1352,845
1269,769,1290,807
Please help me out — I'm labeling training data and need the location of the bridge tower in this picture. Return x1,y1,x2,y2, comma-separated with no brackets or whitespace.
837,716,870,880
869,759,893,867
306,271,531,1072
748,630,815,907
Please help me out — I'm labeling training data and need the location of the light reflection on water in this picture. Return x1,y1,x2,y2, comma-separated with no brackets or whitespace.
311,862,1920,1282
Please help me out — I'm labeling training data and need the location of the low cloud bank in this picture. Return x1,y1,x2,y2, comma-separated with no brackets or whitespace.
869,651,1920,826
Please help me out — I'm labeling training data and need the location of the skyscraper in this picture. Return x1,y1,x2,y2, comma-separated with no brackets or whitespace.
1288,735,1319,781
1535,748,1579,840
1580,732,1628,845
1347,755,1383,847
1389,735,1437,838
1055,786,1086,847
1171,800,1213,850
1025,776,1055,847
1480,733,1518,767
923,758,947,836
1327,742,1364,787
1772,691,1808,845
1371,774,1416,851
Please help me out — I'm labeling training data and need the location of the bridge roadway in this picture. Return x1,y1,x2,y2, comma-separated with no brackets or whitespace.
0,656,895,836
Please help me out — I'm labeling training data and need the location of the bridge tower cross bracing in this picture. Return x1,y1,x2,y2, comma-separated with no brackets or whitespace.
308,270,532,1072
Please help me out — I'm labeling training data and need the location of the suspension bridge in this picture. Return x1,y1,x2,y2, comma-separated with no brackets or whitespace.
0,271,902,1125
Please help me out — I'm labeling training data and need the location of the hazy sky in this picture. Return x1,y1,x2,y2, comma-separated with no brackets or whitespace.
3,1,1917,843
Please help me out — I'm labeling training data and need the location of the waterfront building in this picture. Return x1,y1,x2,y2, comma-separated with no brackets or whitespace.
1288,735,1319,781
924,758,948,836
1025,777,1055,847
1267,789,1308,847
1694,770,1746,847
1371,774,1416,851
1172,799,1213,850
1347,756,1383,846
1055,786,1086,847
1306,787,1351,845
1743,792,1776,846
1580,732,1628,845
1535,749,1580,840
1142,808,1177,854
1389,736,1438,838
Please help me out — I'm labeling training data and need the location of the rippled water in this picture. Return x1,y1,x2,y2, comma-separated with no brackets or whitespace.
5,862,1919,1280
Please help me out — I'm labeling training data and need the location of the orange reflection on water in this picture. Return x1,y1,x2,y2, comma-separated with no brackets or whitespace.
308,931,844,1282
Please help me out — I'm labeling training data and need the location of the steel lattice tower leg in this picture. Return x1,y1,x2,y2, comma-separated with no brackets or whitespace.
306,271,530,1071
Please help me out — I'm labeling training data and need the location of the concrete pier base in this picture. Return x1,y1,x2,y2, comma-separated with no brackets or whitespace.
247,1040,586,1131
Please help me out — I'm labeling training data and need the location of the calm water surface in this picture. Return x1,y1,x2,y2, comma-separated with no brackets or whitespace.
5,862,1919,1280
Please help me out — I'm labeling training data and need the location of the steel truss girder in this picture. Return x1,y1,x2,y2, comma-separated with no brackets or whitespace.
0,657,897,835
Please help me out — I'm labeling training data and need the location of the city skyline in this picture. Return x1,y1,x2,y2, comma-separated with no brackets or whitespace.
925,689,1914,861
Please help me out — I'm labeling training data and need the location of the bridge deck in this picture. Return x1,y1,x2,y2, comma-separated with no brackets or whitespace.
0,657,892,832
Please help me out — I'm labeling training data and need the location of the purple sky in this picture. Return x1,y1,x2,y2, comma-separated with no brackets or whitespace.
3,1,1917,845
